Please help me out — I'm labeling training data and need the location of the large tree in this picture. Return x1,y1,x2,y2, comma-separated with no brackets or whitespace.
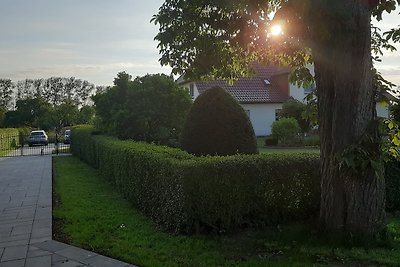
93,72,192,145
153,0,400,237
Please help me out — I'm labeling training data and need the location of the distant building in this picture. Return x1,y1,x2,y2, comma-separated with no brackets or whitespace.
177,63,306,136
178,63,391,136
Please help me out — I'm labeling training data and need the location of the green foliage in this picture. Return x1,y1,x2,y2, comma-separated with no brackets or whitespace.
93,73,192,146
0,79,13,109
384,119,400,160
0,105,6,127
71,126,400,233
71,126,320,233
390,102,400,124
3,97,84,131
385,159,400,212
339,120,384,179
52,101,80,131
181,86,257,156
264,135,278,146
3,97,52,129
271,117,301,145
0,128,21,152
54,156,400,267
303,135,320,147
77,106,95,124
280,99,311,133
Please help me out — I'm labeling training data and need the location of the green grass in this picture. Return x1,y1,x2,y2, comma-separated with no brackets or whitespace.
53,156,400,267
259,147,320,154
256,136,320,154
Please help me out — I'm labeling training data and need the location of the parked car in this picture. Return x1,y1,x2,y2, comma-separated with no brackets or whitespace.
28,130,48,147
64,129,71,144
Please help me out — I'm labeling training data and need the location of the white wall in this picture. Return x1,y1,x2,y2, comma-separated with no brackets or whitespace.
289,83,306,103
182,82,200,100
376,102,389,118
241,103,283,136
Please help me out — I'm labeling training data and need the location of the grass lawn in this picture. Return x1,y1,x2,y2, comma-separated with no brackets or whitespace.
0,150,11,156
256,136,320,154
258,147,320,154
53,156,400,267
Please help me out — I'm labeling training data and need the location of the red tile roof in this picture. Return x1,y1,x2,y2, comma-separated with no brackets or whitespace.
193,63,290,103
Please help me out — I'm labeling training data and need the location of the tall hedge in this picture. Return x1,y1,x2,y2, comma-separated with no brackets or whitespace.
71,125,320,233
0,128,21,152
71,126,400,233
180,86,258,156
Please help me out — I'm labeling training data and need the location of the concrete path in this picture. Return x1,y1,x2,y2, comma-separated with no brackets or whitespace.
0,155,137,267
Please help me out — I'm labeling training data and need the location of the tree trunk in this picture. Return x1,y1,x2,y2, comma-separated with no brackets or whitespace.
311,0,385,237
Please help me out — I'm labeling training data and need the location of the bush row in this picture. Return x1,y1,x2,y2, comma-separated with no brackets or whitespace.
264,134,320,147
71,125,321,233
0,128,23,151
71,126,400,233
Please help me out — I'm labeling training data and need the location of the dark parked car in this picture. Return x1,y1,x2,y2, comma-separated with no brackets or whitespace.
28,130,48,146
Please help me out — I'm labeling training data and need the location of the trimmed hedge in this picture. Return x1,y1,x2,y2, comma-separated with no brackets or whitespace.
180,86,258,156
0,128,21,151
385,160,400,212
71,125,400,233
71,125,320,233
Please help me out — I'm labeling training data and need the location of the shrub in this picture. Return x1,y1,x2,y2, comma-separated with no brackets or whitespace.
264,135,278,146
0,128,21,151
303,135,320,147
271,117,301,145
280,99,311,134
386,159,400,212
93,73,192,145
72,125,320,233
71,126,400,233
180,86,258,156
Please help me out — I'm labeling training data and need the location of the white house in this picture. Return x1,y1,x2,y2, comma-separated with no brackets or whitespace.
177,63,306,136
177,62,391,136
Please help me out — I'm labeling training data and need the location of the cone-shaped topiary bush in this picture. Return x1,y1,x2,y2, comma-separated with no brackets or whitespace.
180,86,258,156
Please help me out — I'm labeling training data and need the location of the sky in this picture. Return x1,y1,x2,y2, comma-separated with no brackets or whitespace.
0,0,399,87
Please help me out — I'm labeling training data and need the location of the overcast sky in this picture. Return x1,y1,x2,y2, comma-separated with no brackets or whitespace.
0,0,399,87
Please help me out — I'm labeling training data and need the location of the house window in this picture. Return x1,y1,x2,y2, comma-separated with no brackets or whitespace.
275,109,281,121
189,83,195,98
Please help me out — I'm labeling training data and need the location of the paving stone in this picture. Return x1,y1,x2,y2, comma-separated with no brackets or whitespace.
52,259,86,267
0,229,12,239
82,255,131,267
17,209,36,219
0,213,18,222
31,240,69,253
11,224,32,236
31,227,51,239
51,254,68,264
26,246,52,258
55,246,96,262
0,221,33,230
0,239,29,249
0,259,25,267
0,156,133,267
29,236,52,244
25,255,51,267
0,234,29,243
0,245,28,262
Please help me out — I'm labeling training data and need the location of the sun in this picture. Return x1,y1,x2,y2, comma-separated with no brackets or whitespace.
271,25,283,36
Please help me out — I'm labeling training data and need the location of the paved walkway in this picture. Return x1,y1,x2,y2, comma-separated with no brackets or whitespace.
0,155,137,267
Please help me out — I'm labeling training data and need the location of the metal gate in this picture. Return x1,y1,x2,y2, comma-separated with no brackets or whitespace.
0,133,70,157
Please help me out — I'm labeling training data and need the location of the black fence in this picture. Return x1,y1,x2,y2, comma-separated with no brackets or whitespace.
0,133,70,157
